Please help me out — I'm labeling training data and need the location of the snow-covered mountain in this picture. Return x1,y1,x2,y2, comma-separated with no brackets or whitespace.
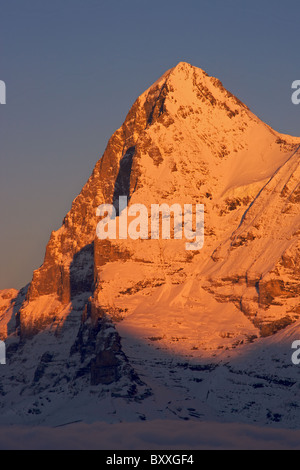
1,62,300,428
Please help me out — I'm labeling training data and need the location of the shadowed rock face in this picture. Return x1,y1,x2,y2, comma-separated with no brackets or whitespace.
113,146,136,213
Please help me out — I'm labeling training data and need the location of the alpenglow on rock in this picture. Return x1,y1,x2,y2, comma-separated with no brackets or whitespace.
0,62,300,427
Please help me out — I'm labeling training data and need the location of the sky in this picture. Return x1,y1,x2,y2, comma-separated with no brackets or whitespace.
0,0,300,289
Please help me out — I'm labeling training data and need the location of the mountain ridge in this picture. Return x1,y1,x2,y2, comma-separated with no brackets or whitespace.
0,62,300,427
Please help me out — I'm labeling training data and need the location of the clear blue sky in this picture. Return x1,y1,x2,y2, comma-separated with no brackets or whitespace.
1,0,300,289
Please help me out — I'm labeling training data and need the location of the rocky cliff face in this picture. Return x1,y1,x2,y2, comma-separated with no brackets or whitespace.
23,62,300,336
0,62,300,426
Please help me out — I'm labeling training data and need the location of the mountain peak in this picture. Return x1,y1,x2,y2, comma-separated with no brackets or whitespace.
144,60,250,126
171,61,196,73
1,63,300,427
